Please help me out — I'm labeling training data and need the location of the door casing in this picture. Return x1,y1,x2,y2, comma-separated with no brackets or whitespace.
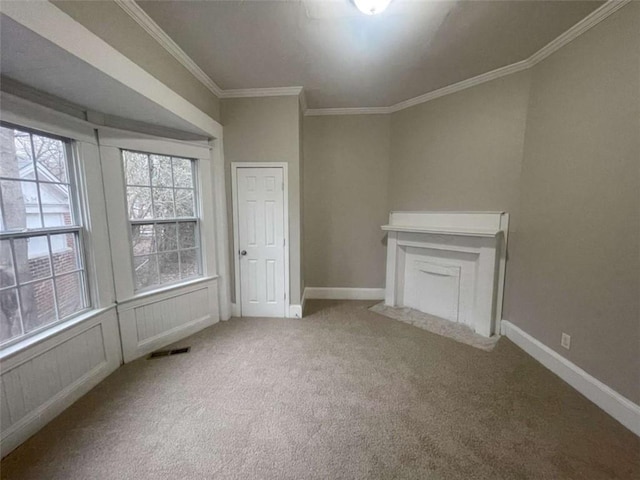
231,162,289,317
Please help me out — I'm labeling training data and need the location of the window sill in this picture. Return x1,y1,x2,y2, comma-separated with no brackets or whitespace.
118,275,219,309
0,305,117,362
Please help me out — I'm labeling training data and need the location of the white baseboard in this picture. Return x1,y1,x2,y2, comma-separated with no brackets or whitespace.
304,287,385,301
501,320,640,437
231,302,240,317
288,288,306,318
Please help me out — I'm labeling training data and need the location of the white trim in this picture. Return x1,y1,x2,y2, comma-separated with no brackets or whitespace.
231,162,290,318
111,0,627,115
288,288,306,318
97,125,211,158
0,309,121,457
305,287,385,301
288,304,303,319
305,0,629,116
527,0,631,67
501,320,640,437
2,0,222,138
387,60,530,113
221,87,304,99
0,92,96,144
113,0,224,97
305,106,391,116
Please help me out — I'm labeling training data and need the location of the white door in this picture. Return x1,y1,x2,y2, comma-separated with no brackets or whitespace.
236,167,286,317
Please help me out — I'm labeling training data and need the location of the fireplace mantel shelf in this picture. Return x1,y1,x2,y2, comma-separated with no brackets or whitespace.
383,211,510,337
381,225,503,238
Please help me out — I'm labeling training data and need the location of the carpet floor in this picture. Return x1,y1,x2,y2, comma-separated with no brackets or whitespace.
1,300,638,479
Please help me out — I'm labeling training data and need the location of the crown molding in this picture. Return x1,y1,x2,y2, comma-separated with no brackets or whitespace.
114,0,224,97
387,60,530,114
220,86,304,99
306,0,629,116
115,0,628,116
305,106,391,116
528,0,631,67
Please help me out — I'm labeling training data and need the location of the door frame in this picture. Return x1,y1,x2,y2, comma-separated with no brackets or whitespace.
231,162,290,317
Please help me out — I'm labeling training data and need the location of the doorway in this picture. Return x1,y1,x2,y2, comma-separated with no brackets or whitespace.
232,163,289,317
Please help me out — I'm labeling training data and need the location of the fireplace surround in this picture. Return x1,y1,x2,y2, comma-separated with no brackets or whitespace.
382,212,509,337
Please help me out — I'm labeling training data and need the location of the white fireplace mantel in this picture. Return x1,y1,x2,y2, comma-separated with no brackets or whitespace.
382,211,509,337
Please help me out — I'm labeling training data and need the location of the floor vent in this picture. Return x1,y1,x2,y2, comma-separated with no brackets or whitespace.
148,347,191,359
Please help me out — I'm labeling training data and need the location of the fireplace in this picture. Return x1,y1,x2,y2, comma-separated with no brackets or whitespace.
382,212,509,337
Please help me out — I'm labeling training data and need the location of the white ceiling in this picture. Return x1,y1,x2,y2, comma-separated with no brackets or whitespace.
0,15,210,137
137,0,603,109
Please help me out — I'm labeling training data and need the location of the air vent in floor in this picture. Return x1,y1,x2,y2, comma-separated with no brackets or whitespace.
148,347,191,359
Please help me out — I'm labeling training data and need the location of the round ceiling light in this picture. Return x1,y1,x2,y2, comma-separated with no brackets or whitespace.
353,0,392,16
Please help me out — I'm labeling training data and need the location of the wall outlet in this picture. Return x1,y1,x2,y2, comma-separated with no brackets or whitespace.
561,333,571,350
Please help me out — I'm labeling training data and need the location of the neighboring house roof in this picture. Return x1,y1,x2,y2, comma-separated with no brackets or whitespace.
18,161,69,208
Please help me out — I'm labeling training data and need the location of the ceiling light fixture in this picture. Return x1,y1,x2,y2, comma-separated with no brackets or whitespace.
353,0,392,16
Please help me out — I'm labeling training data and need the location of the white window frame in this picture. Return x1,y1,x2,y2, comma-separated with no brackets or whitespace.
98,127,217,303
0,93,116,354
121,149,203,292
0,122,91,348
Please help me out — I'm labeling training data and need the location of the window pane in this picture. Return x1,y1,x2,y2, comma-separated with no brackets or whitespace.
150,155,173,187
0,239,15,288
178,222,196,249
134,255,158,290
29,238,53,282
1,127,33,180
55,272,84,319
152,188,174,218
0,288,22,343
13,237,51,283
155,223,177,251
172,158,193,188
51,233,81,274
158,252,179,284
33,134,68,183
127,186,152,220
1,179,42,230
180,249,199,278
175,189,194,217
131,224,155,256
42,184,72,228
124,151,149,186
21,279,56,333
0,125,88,346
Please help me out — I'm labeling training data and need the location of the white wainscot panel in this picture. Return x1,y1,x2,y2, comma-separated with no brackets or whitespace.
1,307,121,457
117,278,219,362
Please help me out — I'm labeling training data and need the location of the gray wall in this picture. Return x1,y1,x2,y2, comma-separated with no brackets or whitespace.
52,0,221,122
221,96,303,304
302,4,639,404
303,115,391,288
507,3,640,403
389,71,531,232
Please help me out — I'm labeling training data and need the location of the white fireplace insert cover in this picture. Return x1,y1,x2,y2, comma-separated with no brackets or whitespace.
382,211,509,338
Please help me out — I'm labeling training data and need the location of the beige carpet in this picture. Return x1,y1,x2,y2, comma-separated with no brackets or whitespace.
1,300,638,480
369,302,500,351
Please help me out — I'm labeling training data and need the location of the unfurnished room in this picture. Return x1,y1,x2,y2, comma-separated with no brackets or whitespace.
0,1,638,478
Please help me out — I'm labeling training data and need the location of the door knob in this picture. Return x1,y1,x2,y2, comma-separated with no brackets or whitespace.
240,250,247,256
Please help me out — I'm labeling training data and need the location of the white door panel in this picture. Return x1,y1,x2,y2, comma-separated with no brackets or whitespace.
237,167,285,317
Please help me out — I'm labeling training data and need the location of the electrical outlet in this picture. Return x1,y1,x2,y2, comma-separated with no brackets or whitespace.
561,333,571,350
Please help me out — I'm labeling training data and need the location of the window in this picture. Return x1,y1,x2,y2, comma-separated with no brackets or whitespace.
122,150,201,291
0,124,89,346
